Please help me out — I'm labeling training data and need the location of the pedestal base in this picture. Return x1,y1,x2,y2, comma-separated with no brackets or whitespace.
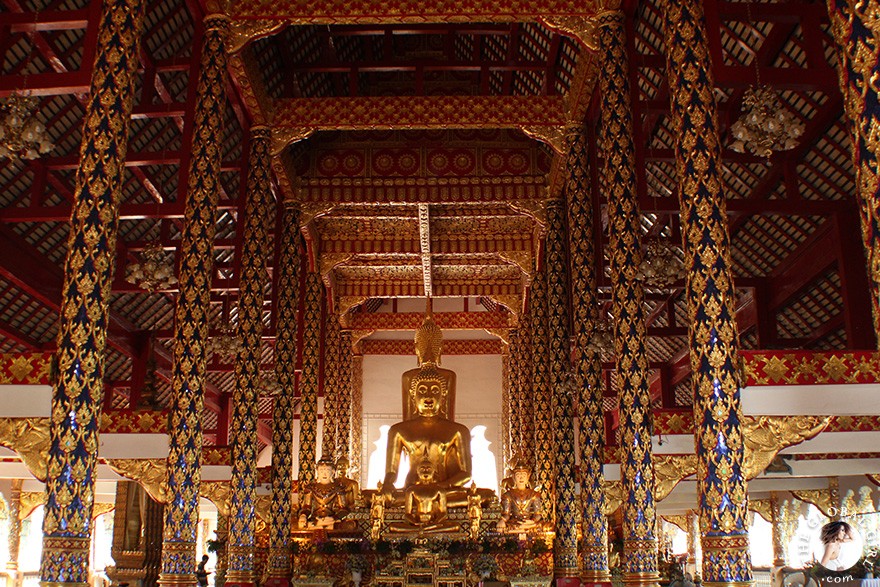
554,577,581,587
263,578,291,587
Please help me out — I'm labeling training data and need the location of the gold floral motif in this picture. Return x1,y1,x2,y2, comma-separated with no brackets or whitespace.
299,273,324,485
200,481,232,518
92,502,115,519
541,15,601,50
0,417,50,482
108,459,169,504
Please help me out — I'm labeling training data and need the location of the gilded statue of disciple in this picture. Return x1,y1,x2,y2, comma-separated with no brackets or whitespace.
333,456,360,511
299,457,351,530
496,458,546,535
388,457,459,534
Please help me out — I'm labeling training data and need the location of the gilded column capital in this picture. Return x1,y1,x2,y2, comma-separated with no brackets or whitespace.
204,13,231,32
250,125,272,141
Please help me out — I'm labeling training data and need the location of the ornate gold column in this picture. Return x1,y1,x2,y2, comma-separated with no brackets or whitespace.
227,129,274,587
337,331,353,461
266,205,300,586
546,198,577,578
321,312,341,458
530,268,554,515
215,514,229,587
506,330,522,463
662,0,751,584
39,1,145,583
159,14,229,587
686,510,701,580
770,493,785,568
566,129,611,585
7,479,21,581
598,12,658,587
501,347,512,472
299,272,323,486
351,354,364,481
826,0,880,342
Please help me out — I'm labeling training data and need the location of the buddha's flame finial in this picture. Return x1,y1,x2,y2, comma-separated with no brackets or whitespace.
414,297,443,366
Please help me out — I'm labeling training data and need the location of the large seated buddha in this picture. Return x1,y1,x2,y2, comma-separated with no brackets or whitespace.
380,303,474,513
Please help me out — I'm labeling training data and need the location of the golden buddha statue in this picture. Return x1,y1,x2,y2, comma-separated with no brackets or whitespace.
298,456,353,530
496,458,546,535
388,457,459,534
333,456,360,511
382,364,473,501
401,300,456,420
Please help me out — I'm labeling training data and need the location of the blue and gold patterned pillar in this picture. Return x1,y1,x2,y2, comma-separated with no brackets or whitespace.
826,0,880,343
501,346,512,471
159,14,229,587
565,129,611,585
546,198,578,579
321,311,340,458
299,272,323,486
530,268,554,516
226,128,274,587
337,331,353,461
598,12,659,587
266,205,300,586
39,0,145,583
661,0,752,584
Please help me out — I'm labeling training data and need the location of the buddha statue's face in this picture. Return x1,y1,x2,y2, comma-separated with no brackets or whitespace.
413,378,444,416
513,469,530,489
417,460,435,482
335,458,349,478
316,462,334,484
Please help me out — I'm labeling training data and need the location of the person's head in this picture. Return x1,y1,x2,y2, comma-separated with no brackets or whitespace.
201,554,209,563
820,521,852,545
409,368,447,417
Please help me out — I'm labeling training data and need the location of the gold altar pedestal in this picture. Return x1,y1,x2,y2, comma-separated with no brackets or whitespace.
374,548,468,587
510,577,550,587
290,579,334,587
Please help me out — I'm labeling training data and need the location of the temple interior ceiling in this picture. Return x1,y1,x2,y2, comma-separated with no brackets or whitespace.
0,0,877,504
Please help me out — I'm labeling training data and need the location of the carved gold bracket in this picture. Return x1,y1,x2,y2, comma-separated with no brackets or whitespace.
520,125,573,155
507,200,547,234
655,454,697,501
0,417,49,482
662,514,689,534
228,19,286,54
496,250,535,284
483,328,510,345
484,295,522,325
301,202,336,226
107,458,170,504
92,502,115,520
319,252,355,279
742,415,830,480
540,15,601,51
271,127,315,156
19,491,47,520
791,486,836,519
748,498,773,523
601,479,623,515
200,481,232,518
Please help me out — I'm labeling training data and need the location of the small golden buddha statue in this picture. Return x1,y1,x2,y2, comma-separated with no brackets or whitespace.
401,300,456,421
496,458,546,535
389,458,459,534
333,456,360,511
299,457,348,530
382,365,472,501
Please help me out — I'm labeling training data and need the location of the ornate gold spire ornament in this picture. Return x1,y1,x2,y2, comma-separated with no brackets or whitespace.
414,298,444,366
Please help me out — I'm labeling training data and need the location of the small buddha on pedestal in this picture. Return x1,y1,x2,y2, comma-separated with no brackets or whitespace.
496,457,547,536
389,457,459,534
333,456,360,511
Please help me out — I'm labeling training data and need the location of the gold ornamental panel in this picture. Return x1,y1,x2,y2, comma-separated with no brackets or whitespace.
231,0,614,23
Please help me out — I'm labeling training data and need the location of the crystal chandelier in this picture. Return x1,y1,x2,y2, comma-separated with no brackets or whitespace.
124,242,178,292
636,238,687,288
210,321,243,360
585,317,616,360
0,92,53,160
729,86,804,160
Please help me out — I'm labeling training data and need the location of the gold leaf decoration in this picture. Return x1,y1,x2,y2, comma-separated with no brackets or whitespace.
0,417,50,482
107,459,169,504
